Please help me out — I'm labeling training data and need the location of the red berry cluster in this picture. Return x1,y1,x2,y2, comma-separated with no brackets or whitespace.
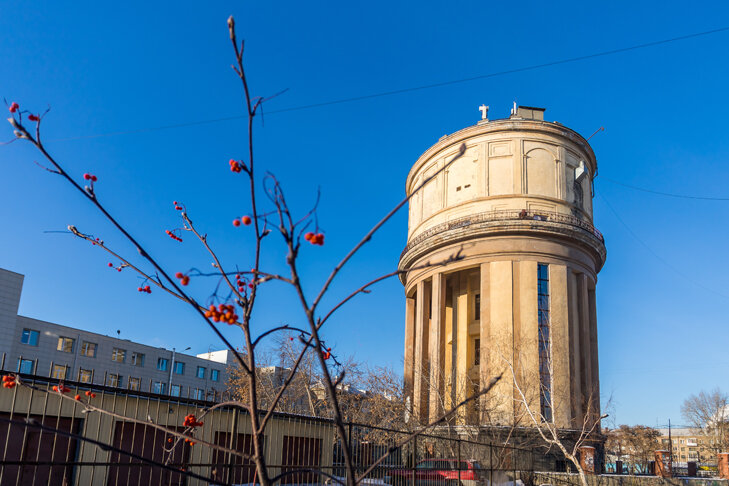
305,232,325,246
183,414,203,428
204,304,238,325
173,201,183,211
85,390,97,398
75,394,82,400
323,347,332,360
229,159,243,173
28,114,39,122
83,173,98,182
52,385,71,394
175,272,190,286
8,102,19,113
165,229,183,242
2,375,16,389
91,237,104,246
233,215,252,227
234,273,250,292
137,285,152,294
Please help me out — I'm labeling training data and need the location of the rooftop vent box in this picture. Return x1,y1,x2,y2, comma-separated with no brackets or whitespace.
513,106,545,121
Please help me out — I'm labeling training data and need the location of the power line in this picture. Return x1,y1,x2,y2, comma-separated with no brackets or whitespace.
48,25,729,143
598,194,729,300
600,177,729,201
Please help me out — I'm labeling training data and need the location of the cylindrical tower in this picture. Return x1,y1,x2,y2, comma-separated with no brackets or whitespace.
400,106,606,432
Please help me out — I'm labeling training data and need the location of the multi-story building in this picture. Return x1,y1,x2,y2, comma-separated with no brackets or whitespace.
399,105,606,434
657,428,711,463
0,267,234,399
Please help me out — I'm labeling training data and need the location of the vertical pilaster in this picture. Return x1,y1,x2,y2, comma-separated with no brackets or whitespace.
489,260,514,425
429,273,445,422
479,263,490,423
404,295,416,412
568,270,583,426
578,274,593,412
588,279,600,421
550,264,571,428
444,280,454,411
455,272,469,424
517,261,539,420
413,280,430,423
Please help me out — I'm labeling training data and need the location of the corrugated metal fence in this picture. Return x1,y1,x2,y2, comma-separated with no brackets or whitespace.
0,371,555,486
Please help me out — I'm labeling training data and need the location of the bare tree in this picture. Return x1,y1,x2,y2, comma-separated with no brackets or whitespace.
3,16,500,486
605,425,659,474
501,346,606,486
681,388,729,457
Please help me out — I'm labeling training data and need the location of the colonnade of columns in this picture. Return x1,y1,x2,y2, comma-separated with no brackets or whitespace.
403,260,600,430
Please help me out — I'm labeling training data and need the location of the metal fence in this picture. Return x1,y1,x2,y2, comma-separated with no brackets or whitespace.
0,371,565,486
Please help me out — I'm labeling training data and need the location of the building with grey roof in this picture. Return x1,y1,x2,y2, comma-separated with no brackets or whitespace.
0,267,236,400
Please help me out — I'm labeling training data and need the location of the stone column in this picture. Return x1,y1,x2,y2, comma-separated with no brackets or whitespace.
550,265,571,428
578,274,593,413
413,280,430,423
718,452,729,479
455,272,469,424
428,273,445,423
588,280,600,420
404,295,416,412
489,261,514,425
479,263,490,423
567,270,583,425
516,261,539,419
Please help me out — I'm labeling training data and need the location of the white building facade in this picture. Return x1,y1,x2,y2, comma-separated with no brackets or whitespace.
0,267,234,400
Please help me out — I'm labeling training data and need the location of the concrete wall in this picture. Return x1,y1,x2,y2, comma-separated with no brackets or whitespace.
534,472,727,486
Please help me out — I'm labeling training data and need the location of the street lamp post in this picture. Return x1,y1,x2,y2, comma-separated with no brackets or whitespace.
168,346,191,395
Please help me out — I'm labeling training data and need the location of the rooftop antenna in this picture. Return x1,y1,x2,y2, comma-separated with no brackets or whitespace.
510,101,517,116
116,330,120,339
586,126,605,141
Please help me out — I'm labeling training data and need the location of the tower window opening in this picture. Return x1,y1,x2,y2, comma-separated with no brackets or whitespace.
573,180,584,209
537,263,552,422
474,293,480,321
474,338,480,366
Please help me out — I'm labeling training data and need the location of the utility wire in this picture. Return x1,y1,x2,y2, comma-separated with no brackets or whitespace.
598,194,729,300
48,25,729,143
600,176,729,201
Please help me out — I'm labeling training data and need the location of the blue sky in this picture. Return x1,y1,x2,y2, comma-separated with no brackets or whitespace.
1,1,728,427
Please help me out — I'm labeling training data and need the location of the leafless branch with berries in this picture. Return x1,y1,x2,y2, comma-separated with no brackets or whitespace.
3,15,494,486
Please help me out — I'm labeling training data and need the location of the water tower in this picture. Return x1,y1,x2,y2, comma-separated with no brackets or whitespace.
400,105,606,433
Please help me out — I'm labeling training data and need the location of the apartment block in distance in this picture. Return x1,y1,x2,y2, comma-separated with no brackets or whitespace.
0,267,235,400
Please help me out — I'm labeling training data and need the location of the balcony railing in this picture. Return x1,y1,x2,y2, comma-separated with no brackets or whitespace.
402,209,604,258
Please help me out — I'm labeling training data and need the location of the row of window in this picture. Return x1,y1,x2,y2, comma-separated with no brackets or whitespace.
17,359,220,383
20,329,217,379
18,359,219,395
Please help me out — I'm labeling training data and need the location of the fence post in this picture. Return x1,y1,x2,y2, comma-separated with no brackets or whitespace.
348,422,353,482
457,439,461,483
411,434,417,486
228,407,239,483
